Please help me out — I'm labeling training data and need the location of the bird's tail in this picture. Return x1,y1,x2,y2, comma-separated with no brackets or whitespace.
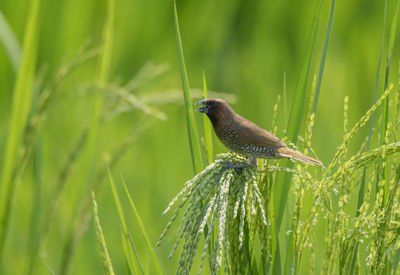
277,147,322,166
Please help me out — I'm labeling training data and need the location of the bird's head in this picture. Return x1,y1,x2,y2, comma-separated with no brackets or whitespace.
195,98,234,124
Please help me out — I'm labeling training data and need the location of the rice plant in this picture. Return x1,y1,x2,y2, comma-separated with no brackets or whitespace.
159,83,400,274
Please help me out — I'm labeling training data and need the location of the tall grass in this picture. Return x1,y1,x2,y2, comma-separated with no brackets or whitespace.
1,0,400,274
91,192,115,275
159,84,400,274
173,0,204,174
157,1,400,274
0,0,41,260
0,11,21,72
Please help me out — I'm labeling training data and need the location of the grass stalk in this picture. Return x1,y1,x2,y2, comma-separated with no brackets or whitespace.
0,11,21,72
0,0,41,258
92,192,115,275
312,0,336,116
380,0,399,207
27,142,42,275
78,0,114,182
354,0,388,233
202,72,213,164
107,168,144,274
173,0,204,174
121,177,163,275
59,2,114,272
275,0,324,231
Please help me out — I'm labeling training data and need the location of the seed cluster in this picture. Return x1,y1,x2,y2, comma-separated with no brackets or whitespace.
158,153,277,274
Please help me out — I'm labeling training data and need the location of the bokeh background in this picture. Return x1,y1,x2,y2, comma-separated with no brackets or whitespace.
0,0,399,274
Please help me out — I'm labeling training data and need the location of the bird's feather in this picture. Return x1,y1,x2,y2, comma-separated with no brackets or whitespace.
234,115,286,148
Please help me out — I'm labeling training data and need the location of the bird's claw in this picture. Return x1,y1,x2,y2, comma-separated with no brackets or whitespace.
221,161,251,174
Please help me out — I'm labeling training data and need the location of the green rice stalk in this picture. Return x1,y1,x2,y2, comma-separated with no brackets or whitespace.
0,0,41,256
107,168,144,274
15,47,99,184
173,0,204,174
26,142,42,275
95,82,167,120
380,0,399,207
312,0,336,116
160,153,297,274
91,192,115,275
352,1,388,269
121,177,163,275
323,84,393,182
120,230,136,275
77,0,114,183
59,2,114,272
202,72,213,164
0,11,21,72
283,71,287,128
275,0,324,231
272,95,281,136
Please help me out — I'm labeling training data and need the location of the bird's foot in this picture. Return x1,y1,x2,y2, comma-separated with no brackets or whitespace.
221,161,252,174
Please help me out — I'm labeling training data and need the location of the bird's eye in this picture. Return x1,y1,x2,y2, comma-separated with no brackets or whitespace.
209,101,218,107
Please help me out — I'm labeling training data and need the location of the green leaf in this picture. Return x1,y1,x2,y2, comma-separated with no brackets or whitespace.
275,0,323,231
0,11,21,72
202,72,213,164
107,168,144,274
173,0,204,174
121,176,163,275
0,0,41,255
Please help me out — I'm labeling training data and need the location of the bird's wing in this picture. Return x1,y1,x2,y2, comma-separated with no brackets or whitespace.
235,116,286,148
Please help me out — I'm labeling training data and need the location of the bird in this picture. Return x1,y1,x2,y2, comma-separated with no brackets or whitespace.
195,98,322,168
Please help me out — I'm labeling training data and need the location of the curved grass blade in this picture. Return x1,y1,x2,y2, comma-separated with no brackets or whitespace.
173,0,204,174
0,0,41,257
284,2,335,273
108,168,144,274
380,0,399,206
275,0,324,233
59,2,114,273
0,11,21,72
78,0,114,182
312,0,335,116
121,176,163,275
355,0,388,222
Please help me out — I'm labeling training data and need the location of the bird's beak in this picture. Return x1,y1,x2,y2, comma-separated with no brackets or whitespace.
195,99,208,113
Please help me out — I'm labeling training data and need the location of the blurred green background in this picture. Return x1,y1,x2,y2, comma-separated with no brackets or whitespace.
0,0,399,274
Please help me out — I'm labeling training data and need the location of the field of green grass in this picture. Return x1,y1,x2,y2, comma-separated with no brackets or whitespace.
1,0,400,274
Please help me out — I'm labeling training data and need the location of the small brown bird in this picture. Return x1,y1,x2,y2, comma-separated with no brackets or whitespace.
196,98,321,168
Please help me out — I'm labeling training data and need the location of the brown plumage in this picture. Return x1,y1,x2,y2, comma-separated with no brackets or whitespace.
196,98,322,167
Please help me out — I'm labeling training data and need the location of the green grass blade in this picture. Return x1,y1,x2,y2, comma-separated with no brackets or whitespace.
173,0,204,174
121,230,136,275
350,3,387,273
59,2,114,272
91,192,115,275
275,0,323,231
356,0,387,216
393,249,400,274
270,183,282,275
380,0,399,206
312,0,335,115
0,0,41,257
107,168,144,274
79,0,114,182
202,72,213,164
121,177,163,275
26,143,42,275
0,11,21,72
285,1,335,273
